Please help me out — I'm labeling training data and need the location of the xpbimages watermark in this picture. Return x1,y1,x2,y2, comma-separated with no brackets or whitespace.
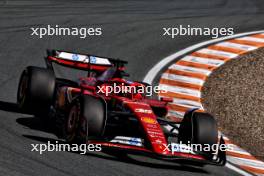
163,25,234,39
163,141,234,155
30,25,102,39
97,83,167,96
31,141,102,155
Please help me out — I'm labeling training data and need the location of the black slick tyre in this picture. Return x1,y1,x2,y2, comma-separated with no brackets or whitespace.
17,66,55,116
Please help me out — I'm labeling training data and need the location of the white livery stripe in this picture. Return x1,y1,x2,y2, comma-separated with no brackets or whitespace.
161,73,205,86
197,48,239,58
169,64,212,75
159,84,201,97
236,37,264,43
182,55,226,66
215,42,257,51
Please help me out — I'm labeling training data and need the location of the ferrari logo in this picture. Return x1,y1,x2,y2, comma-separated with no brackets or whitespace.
141,117,157,124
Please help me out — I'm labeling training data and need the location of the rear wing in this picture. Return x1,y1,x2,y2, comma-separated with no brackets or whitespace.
45,49,127,73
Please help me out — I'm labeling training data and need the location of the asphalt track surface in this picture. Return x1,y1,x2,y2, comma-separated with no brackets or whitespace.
0,0,264,176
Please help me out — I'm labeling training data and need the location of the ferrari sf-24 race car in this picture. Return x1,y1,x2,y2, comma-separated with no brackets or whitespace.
17,49,226,166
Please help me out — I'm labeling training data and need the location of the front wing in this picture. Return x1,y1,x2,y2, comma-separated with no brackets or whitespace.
88,136,226,166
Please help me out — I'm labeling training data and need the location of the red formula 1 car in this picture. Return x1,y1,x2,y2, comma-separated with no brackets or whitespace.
17,49,226,166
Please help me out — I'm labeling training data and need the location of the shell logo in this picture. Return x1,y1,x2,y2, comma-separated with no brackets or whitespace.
141,117,157,124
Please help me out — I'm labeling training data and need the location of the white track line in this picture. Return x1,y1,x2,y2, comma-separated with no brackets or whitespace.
143,30,264,176
227,157,264,168
226,163,253,176
159,84,201,97
181,55,226,66
161,73,205,85
169,64,212,75
170,98,203,108
143,30,264,85
236,37,264,43
197,48,239,58
215,42,257,51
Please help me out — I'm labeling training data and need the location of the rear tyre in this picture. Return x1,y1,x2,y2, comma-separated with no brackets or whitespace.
59,96,106,143
17,66,55,116
178,110,218,155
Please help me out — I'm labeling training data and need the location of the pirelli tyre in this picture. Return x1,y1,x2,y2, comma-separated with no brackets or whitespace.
60,95,106,143
178,109,218,155
17,66,55,116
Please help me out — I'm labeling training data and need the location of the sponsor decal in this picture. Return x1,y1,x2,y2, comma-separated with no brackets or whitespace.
148,131,164,137
135,108,152,114
171,143,183,152
89,56,97,64
58,52,89,63
141,117,157,124
126,80,134,84
145,123,158,128
72,54,79,61
110,136,143,147
129,138,141,146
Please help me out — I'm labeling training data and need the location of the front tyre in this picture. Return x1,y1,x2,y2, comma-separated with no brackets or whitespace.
178,110,218,155
82,96,106,136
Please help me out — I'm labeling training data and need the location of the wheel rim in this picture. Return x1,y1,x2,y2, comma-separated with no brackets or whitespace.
79,117,88,141
67,105,78,133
